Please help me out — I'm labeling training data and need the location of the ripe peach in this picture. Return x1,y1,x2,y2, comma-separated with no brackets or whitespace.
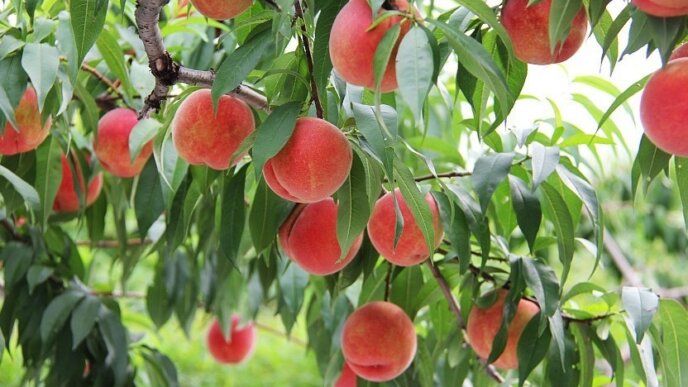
189,0,252,20
279,198,363,276
53,154,103,213
263,117,352,203
335,362,358,387
670,42,688,61
0,86,51,155
501,0,588,64
632,0,688,17
94,108,152,178
640,58,688,156
341,301,416,382
172,89,255,171
466,290,540,369
329,0,416,92
207,315,257,364
367,189,443,267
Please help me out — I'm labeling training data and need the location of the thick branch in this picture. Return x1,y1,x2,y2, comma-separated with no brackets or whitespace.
134,0,269,117
293,0,324,118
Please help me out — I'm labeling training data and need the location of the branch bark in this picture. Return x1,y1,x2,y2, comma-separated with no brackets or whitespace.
134,0,269,117
293,0,324,119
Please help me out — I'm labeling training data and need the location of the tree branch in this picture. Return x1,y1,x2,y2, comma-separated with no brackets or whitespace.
384,262,394,301
134,0,269,117
76,239,153,248
293,0,324,119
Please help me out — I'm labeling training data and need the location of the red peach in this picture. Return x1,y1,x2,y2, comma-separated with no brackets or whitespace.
207,315,257,364
640,58,688,156
94,108,153,178
501,0,588,65
189,0,252,20
279,198,363,276
263,117,352,203
53,154,103,213
341,301,416,382
335,362,358,387
632,0,688,17
172,89,255,171
670,42,688,61
367,189,443,267
466,290,540,369
0,86,51,155
329,0,416,92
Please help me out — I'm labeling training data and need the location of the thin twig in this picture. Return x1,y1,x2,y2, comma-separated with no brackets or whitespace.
384,170,472,183
384,262,394,301
293,0,323,119
603,228,643,288
80,63,125,99
76,239,153,248
254,322,307,347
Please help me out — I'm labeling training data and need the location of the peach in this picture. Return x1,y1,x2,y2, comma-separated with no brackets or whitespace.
670,42,688,61
341,301,416,382
367,189,443,266
263,117,352,203
279,198,363,276
189,0,252,20
0,86,51,155
94,108,152,178
501,0,588,65
53,153,103,213
335,362,358,387
329,0,416,92
632,0,688,17
640,58,688,156
172,89,255,171
466,290,540,369
207,315,257,364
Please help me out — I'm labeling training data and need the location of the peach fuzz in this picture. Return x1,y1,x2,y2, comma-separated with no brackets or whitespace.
94,108,153,178
341,301,416,382
53,154,103,213
335,362,358,387
206,315,257,364
640,58,688,156
466,290,540,369
329,0,416,92
263,117,352,203
632,0,688,17
172,89,255,171
367,189,443,267
189,0,252,20
0,86,51,155
279,198,363,276
670,42,688,61
501,0,588,65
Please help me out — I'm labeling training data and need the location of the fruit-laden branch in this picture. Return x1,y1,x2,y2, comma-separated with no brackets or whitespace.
293,0,324,119
134,0,269,117
424,260,505,383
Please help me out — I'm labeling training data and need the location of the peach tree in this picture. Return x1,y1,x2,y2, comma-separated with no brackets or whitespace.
0,0,688,385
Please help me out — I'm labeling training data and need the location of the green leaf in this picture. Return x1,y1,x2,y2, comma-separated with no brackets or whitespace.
26,265,54,294
212,28,272,104
433,191,470,262
521,258,560,319
394,161,436,255
278,262,309,332
21,43,59,111
0,54,28,131
675,157,688,228
335,151,370,260
509,176,541,253
531,144,559,189
249,178,294,254
395,26,434,122
40,290,85,343
540,182,574,284
472,152,514,214
1,242,33,288
454,0,513,53
633,135,671,194
549,0,584,53
646,15,684,63
0,164,40,210
571,323,595,387
252,101,301,179
517,314,552,386
656,299,688,387
96,29,133,97
70,296,100,349
98,307,130,386
219,165,247,263
70,0,109,65
35,137,62,226
312,0,346,103
129,118,161,164
134,158,164,239
622,287,658,344
372,23,400,91
390,266,424,318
